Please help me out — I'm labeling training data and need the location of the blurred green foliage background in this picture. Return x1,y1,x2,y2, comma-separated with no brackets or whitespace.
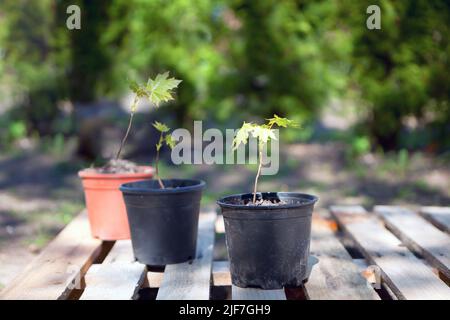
0,0,449,155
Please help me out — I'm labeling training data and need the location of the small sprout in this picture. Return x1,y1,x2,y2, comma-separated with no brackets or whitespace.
233,115,299,203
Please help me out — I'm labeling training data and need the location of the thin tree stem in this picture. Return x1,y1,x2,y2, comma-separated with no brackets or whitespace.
155,132,165,189
253,148,263,203
252,123,274,203
115,96,138,160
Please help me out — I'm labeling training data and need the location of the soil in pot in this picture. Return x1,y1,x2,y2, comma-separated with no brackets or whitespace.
78,160,154,240
120,179,205,265
217,192,318,289
97,159,143,174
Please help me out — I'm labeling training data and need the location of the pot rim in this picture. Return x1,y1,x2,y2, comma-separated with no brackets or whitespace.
217,192,318,210
120,178,206,194
78,166,154,179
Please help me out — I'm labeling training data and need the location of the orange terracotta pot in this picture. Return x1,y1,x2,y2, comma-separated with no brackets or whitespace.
78,166,154,240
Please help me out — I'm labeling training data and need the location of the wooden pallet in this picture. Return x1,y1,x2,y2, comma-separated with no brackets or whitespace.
1,205,449,300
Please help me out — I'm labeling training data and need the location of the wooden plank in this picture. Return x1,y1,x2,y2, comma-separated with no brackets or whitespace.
212,261,231,286
330,205,450,300
420,206,450,234
232,286,286,300
0,211,103,300
156,210,217,300
81,240,146,300
215,215,225,234
102,240,135,263
216,256,378,300
304,215,379,300
352,258,398,300
352,259,380,287
147,271,164,288
375,206,450,279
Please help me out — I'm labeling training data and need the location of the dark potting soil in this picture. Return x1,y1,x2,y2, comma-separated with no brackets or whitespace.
239,197,309,207
96,159,142,174
245,198,288,206
160,186,179,190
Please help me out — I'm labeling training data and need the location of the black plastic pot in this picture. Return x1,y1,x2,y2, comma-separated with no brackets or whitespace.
217,192,318,289
120,179,205,265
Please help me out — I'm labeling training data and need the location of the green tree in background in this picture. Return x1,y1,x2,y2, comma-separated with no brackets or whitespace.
343,0,450,150
102,0,227,125
102,0,350,126
0,0,68,135
0,0,448,152
58,0,112,103
225,0,350,123
0,0,114,140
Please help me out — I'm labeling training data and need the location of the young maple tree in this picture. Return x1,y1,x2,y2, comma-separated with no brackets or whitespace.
152,121,176,189
232,115,299,203
114,72,182,160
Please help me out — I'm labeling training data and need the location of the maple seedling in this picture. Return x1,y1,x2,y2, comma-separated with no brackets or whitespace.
152,121,176,189
114,72,182,160
232,115,299,204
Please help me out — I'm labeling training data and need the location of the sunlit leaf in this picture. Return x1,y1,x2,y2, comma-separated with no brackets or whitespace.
232,122,254,150
165,134,177,149
146,72,182,107
266,114,299,128
152,121,170,132
252,126,277,144
128,79,149,99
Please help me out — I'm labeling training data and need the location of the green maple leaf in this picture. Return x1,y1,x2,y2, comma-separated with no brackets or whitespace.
128,79,149,99
127,72,181,111
153,121,170,133
165,134,177,149
266,114,299,128
232,122,255,150
252,126,277,144
146,72,182,107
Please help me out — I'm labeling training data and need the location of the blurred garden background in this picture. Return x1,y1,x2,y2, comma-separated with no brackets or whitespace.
0,0,449,287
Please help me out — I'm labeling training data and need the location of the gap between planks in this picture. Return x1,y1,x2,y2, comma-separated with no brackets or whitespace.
419,206,450,234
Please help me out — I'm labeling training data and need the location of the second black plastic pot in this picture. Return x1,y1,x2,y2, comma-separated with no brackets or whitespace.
120,179,205,265
217,192,318,289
